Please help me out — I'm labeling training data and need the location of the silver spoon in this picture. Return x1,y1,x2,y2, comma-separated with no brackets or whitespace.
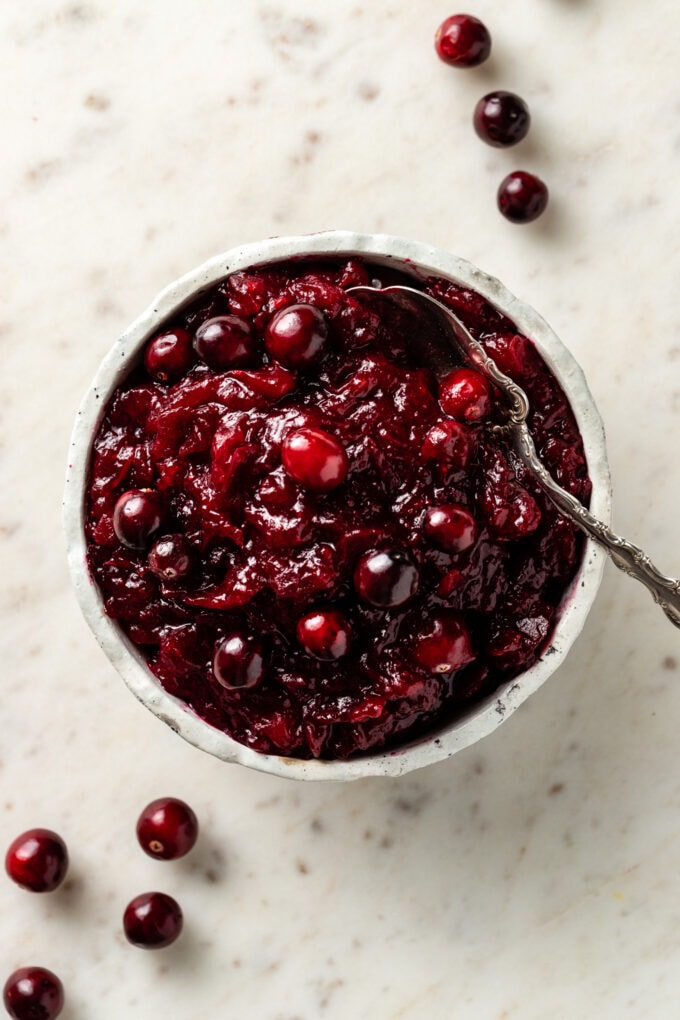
348,284,680,628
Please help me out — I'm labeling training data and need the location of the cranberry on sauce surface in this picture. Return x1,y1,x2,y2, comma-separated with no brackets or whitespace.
265,303,328,368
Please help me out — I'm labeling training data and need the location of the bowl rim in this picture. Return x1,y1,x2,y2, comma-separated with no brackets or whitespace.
64,230,611,781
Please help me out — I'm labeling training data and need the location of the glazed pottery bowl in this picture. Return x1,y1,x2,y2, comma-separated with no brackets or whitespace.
64,231,611,780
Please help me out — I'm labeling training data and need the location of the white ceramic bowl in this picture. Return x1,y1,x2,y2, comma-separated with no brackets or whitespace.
64,231,611,781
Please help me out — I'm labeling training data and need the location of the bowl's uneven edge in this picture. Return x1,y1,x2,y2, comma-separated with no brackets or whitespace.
64,231,612,781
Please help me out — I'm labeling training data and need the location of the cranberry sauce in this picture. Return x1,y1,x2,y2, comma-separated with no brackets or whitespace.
85,258,591,760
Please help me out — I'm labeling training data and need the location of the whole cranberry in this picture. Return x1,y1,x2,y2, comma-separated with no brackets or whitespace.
143,328,194,382
123,891,183,949
420,420,472,470
473,91,530,147
488,487,542,538
439,367,493,422
411,610,475,674
282,427,349,492
213,633,265,690
194,315,256,370
113,489,163,550
136,798,199,860
424,504,478,553
5,829,68,893
497,171,549,224
354,549,419,608
148,535,192,580
3,967,64,1020
265,304,328,368
435,14,491,67
297,609,352,660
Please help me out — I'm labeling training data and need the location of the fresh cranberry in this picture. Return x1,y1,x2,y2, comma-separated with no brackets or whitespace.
473,91,530,147
3,967,64,1020
497,171,549,224
136,798,199,860
435,14,491,67
282,427,349,492
144,328,194,382
411,610,475,674
265,304,328,368
5,830,68,893
424,504,478,553
354,549,419,608
148,535,192,580
420,420,472,469
439,367,493,422
213,633,265,690
113,489,163,549
123,891,183,949
297,609,352,660
194,315,256,370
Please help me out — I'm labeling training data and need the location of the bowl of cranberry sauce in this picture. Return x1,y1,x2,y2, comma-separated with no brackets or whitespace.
65,232,610,780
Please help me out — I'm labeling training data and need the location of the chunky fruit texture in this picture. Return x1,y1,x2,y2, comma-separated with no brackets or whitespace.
85,257,591,760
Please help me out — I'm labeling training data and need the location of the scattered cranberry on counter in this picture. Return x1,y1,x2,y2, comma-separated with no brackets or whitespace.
296,609,352,660
5,830,68,894
112,489,163,550
281,426,349,492
435,13,491,67
265,303,328,368
123,891,183,949
473,90,531,147
144,328,195,382
213,632,265,690
136,798,199,861
497,171,549,223
3,966,64,1020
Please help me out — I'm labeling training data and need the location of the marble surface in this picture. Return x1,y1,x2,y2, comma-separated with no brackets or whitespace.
1,1,679,1017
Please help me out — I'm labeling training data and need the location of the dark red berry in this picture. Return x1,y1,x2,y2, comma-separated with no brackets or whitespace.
420,420,472,469
144,328,194,382
3,967,64,1020
265,304,328,369
194,315,256,370
282,427,348,492
473,91,530,147
439,367,493,422
297,609,352,660
136,798,199,860
354,549,419,608
148,535,192,580
213,632,265,690
411,610,475,674
497,171,549,224
5,830,68,893
487,486,542,538
113,489,163,550
424,504,478,553
435,14,491,67
123,891,183,949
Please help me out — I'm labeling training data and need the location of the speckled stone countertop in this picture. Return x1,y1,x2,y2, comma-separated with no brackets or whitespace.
2,2,680,1017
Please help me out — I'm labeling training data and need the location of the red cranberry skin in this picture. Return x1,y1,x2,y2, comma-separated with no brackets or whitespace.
148,535,192,580
420,420,472,470
194,315,256,370
473,91,530,147
354,549,420,608
3,967,64,1020
411,610,475,674
498,171,549,224
136,798,199,860
113,489,163,550
424,504,478,553
144,328,194,382
265,304,328,369
435,14,491,67
123,891,183,949
297,609,352,660
213,633,265,690
282,427,349,492
439,368,493,422
5,830,68,893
